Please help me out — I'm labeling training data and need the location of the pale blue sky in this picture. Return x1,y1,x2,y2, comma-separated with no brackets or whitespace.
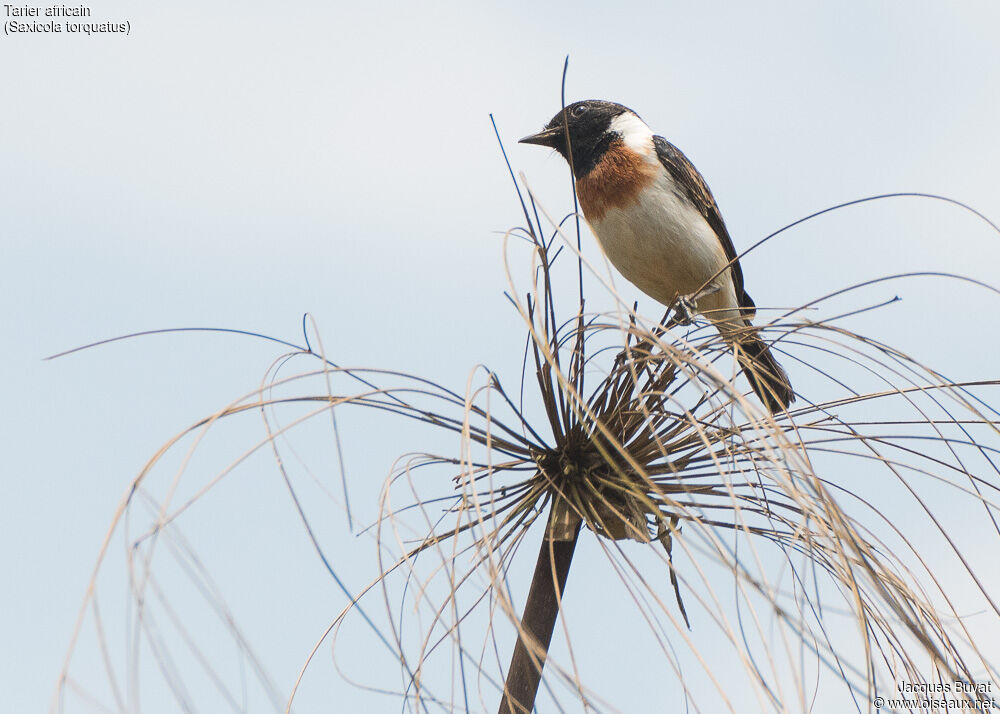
4,2,1000,712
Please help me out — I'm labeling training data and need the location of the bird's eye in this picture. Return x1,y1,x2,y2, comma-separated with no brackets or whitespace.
570,104,588,117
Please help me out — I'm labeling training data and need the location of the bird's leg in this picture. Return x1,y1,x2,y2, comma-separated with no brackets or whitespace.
671,295,696,326
670,284,721,326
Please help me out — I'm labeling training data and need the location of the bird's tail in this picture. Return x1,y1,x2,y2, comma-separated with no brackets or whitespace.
735,332,794,414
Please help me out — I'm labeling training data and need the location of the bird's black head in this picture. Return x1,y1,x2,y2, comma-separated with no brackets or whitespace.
519,100,637,177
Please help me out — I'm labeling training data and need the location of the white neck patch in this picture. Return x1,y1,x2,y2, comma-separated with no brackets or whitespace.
609,112,654,155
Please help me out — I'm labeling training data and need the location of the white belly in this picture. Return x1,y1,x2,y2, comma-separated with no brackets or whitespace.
587,174,741,324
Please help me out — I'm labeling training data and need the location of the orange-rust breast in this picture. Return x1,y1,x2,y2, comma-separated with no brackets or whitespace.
576,141,659,222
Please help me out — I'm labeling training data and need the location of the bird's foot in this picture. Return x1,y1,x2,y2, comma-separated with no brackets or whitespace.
672,295,697,326
670,285,720,326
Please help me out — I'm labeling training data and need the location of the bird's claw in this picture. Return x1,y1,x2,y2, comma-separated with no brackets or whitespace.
670,284,722,326
672,295,697,325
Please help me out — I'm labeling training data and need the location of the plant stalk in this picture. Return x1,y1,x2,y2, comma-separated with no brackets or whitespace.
498,514,581,714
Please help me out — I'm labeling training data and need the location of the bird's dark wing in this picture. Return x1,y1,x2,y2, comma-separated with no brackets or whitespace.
652,135,754,316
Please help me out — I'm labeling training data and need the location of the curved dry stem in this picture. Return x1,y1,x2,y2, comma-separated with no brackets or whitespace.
51,183,1000,714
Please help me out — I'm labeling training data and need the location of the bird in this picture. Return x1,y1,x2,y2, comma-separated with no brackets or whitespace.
520,99,794,412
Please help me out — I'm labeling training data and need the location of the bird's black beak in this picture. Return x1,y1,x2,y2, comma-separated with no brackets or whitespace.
518,126,563,148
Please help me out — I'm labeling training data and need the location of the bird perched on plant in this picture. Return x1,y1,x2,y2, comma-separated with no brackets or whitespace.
520,100,794,413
